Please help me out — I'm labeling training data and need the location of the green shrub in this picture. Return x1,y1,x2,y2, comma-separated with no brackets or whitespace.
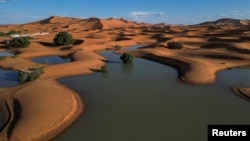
7,30,18,35
167,41,183,49
18,67,44,83
120,52,134,64
0,32,7,36
9,37,30,48
19,71,29,83
0,30,18,37
53,31,74,46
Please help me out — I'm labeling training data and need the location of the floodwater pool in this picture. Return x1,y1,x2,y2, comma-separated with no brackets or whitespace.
55,48,250,141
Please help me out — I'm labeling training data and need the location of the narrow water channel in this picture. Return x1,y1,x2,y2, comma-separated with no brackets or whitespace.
56,49,250,141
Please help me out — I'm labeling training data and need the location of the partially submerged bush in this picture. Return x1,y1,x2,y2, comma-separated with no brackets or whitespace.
19,67,44,83
120,52,134,64
9,37,30,48
53,31,74,46
167,41,183,49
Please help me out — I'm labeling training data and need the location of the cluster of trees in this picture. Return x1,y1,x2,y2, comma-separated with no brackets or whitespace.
8,37,30,48
1,31,76,83
19,67,44,83
1,31,75,48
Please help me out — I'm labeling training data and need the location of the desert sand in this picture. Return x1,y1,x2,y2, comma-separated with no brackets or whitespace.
0,79,83,141
0,16,250,140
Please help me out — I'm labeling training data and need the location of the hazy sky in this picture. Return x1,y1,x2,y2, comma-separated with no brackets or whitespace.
0,0,250,24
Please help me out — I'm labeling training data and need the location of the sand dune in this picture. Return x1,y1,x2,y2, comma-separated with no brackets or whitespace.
0,16,250,140
0,79,83,141
232,86,250,101
101,18,139,29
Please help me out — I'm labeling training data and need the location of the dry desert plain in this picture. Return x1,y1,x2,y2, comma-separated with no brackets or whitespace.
0,16,250,140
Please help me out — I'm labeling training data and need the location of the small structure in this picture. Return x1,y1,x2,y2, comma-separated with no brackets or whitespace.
10,32,50,38
18,68,33,74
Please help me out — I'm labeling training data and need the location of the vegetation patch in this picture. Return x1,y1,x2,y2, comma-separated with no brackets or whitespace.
7,99,22,139
120,52,134,64
167,41,183,49
0,32,7,37
19,67,44,83
0,30,18,37
53,31,74,46
8,37,30,48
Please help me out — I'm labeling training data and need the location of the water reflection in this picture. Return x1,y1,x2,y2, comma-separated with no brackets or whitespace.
101,72,109,79
120,63,134,74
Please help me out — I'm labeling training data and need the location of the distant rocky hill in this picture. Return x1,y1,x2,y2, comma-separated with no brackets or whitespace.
197,18,250,26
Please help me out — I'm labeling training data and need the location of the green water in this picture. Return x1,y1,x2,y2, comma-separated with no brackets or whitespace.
55,50,250,141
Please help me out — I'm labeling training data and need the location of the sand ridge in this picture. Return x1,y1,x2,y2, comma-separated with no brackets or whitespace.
0,79,83,141
0,16,250,140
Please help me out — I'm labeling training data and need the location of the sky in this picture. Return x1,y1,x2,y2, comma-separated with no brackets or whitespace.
0,0,250,25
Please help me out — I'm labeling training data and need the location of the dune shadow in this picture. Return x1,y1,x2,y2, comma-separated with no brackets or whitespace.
115,36,131,41
240,36,250,41
60,46,73,50
89,68,101,72
151,34,172,42
73,39,84,45
0,44,7,49
201,43,250,54
7,99,22,139
38,42,57,47
99,59,121,64
201,54,244,60
100,59,108,63
139,43,158,49
38,39,84,47
0,102,11,132
208,37,242,43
